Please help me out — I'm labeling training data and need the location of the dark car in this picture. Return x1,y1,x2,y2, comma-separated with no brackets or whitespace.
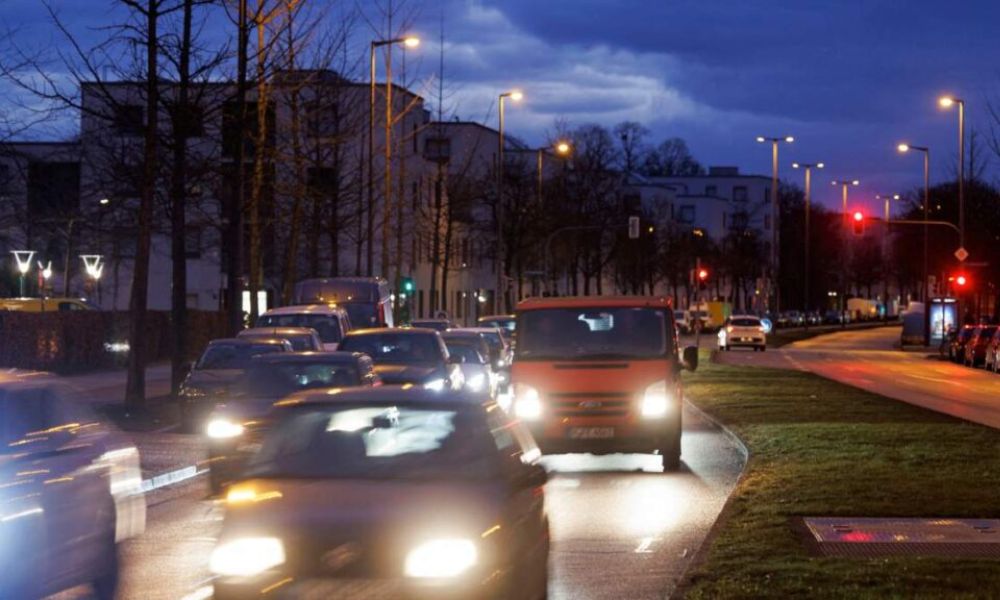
338,328,464,391
442,330,497,399
0,374,145,599
204,351,379,494
210,387,549,600
964,325,998,367
411,318,452,332
948,325,977,363
178,337,293,432
237,326,323,351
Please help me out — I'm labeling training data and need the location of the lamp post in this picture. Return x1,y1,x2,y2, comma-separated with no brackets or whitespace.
876,193,901,318
536,141,571,203
496,89,523,313
938,96,965,249
756,135,794,314
897,142,931,344
831,179,859,323
792,161,823,323
368,35,419,277
11,251,35,297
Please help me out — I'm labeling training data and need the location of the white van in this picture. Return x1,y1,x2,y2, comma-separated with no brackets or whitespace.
257,305,350,351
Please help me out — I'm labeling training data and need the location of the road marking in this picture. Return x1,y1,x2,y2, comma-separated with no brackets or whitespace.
634,537,656,553
180,585,214,600
141,465,204,493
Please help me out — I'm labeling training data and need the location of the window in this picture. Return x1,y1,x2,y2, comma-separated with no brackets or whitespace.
113,105,145,136
307,102,338,138
705,185,717,196
678,205,696,224
424,137,451,162
733,186,748,202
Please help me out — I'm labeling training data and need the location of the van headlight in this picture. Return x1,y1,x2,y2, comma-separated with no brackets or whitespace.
466,373,486,392
210,537,285,576
206,418,244,439
423,378,446,392
513,384,542,420
404,539,478,579
641,381,673,418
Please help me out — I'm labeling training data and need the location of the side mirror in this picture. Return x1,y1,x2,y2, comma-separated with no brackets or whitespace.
682,346,699,372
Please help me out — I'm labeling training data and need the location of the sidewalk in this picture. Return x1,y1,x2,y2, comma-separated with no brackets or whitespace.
64,362,173,405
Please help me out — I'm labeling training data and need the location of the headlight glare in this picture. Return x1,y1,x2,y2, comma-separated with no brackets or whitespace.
206,418,244,439
210,537,285,576
513,384,542,420
641,381,672,418
466,373,486,392
404,538,477,578
423,378,446,391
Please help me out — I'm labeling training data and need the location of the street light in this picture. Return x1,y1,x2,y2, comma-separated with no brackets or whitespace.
756,135,794,313
11,251,35,297
939,95,965,248
367,35,420,276
536,141,572,202
792,161,823,322
877,193,902,313
897,142,931,345
496,89,524,313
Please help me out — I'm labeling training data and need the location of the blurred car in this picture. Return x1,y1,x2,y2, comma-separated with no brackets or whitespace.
963,325,998,368
783,311,805,327
257,304,351,350
204,352,379,494
0,297,99,312
823,309,850,325
456,327,512,393
411,319,452,332
673,310,692,334
718,315,767,351
338,328,464,390
477,314,516,342
441,330,497,400
948,325,977,363
211,387,549,600
985,328,1000,373
237,326,323,351
178,337,293,432
0,374,145,599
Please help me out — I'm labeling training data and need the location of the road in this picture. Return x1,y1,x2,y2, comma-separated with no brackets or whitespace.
716,325,1000,430
56,403,744,600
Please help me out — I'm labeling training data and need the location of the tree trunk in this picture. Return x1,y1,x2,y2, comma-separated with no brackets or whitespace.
280,17,305,305
429,166,442,314
248,18,270,322
225,0,249,334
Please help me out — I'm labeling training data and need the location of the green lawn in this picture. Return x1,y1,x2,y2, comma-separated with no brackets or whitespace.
679,355,1000,599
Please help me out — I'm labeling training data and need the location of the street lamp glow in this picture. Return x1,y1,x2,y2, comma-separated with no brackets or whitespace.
755,136,766,143
851,180,859,186
784,136,794,143
403,36,420,48
509,90,523,102
555,141,571,155
99,197,110,206
939,96,955,108
792,162,800,169
897,143,910,153
817,162,825,169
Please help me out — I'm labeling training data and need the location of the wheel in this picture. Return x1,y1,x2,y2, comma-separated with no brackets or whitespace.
760,345,766,352
92,519,120,600
660,433,681,472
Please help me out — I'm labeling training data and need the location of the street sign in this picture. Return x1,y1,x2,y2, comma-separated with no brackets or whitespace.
628,216,640,239
954,247,969,262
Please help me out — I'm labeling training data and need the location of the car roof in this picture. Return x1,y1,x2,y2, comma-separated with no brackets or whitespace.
478,314,515,320
454,327,502,335
730,314,762,320
241,327,317,336
441,329,485,338
208,337,289,346
262,304,348,316
346,327,438,336
275,385,490,409
517,295,672,310
251,351,366,364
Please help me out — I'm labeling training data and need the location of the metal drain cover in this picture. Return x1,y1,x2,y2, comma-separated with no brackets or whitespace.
800,518,1000,558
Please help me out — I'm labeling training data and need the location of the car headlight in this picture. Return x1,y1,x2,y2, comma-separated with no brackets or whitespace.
513,384,542,420
424,378,446,392
641,381,673,418
210,537,285,577
466,373,486,392
206,418,244,439
404,538,478,579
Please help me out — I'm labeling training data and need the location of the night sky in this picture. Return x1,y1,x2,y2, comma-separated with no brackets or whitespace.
5,0,1000,212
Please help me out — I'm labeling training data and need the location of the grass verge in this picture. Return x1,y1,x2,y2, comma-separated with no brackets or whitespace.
679,355,1000,599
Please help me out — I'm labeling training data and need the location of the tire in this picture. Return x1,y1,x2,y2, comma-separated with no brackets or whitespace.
660,433,682,472
92,532,120,600
760,345,766,352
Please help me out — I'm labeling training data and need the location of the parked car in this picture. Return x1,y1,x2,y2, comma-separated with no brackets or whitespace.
257,305,350,351
293,277,394,328
0,373,145,599
985,328,1000,373
210,387,549,600
948,325,977,363
0,297,99,312
718,315,767,351
964,325,998,368
441,330,498,400
823,309,850,325
410,318,452,332
204,351,380,494
674,310,692,334
237,326,323,351
178,337,293,432
338,328,464,390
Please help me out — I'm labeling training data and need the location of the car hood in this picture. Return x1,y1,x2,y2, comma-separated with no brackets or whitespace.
182,369,244,394
372,364,441,384
211,395,282,421
220,478,507,576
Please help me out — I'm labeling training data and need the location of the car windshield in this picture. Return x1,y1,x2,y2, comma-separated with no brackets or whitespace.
517,307,672,360
244,405,498,480
239,361,361,397
197,344,286,369
731,318,761,327
481,318,515,333
244,333,314,351
339,333,442,364
343,303,378,329
444,340,487,364
258,314,342,343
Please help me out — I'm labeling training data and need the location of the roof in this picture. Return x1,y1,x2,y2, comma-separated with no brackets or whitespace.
262,304,348,316
454,327,503,335
251,351,366,364
276,385,489,408
240,327,318,337
478,314,515,321
345,327,439,336
207,337,289,346
517,296,673,310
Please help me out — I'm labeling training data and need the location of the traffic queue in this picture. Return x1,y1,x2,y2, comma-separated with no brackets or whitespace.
2,277,700,600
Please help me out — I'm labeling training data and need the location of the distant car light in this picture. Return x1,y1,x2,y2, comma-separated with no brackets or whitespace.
641,380,672,418
513,384,542,420
210,537,285,576
404,539,478,578
466,373,486,392
423,378,446,392
206,418,244,439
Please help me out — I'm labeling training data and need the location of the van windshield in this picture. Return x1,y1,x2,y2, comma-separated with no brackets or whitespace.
516,307,672,361
258,314,342,343
343,303,378,329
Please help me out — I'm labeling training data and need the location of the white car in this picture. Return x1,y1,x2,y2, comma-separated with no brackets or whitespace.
718,315,767,352
674,310,692,334
257,304,351,351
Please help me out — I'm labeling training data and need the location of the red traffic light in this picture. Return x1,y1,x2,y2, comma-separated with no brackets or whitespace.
956,275,968,287
698,269,709,281
851,211,865,236
852,211,864,222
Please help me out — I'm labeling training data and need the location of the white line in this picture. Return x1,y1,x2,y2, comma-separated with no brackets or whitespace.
180,585,214,600
140,465,205,493
634,537,656,553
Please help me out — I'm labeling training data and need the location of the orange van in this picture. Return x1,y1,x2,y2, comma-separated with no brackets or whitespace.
510,296,698,470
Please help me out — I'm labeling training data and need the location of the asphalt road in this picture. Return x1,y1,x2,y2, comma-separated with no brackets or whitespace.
716,325,1000,430
54,403,744,600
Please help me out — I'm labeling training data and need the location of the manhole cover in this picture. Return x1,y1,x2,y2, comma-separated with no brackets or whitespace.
799,518,1000,558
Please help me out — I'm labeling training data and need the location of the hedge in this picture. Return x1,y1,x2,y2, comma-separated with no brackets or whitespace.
0,310,228,374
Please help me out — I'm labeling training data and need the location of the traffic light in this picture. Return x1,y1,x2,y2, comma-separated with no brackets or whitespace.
852,211,864,236
698,268,709,291
955,274,968,288
400,276,415,296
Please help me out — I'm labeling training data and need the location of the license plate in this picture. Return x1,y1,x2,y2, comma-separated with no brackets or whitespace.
568,427,614,439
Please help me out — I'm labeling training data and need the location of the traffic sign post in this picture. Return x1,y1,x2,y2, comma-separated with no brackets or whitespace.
954,247,969,262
